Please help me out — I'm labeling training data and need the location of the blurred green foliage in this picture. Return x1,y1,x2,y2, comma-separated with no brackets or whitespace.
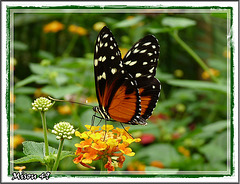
12,11,229,174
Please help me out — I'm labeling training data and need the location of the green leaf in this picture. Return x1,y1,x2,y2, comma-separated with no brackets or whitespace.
162,17,196,30
14,87,36,95
147,27,173,34
199,142,226,163
166,79,227,93
137,144,180,167
41,85,82,98
13,155,44,164
196,120,227,139
14,41,28,51
30,63,47,75
60,151,75,160
145,166,179,173
15,75,40,88
113,16,144,28
22,141,45,157
37,50,55,60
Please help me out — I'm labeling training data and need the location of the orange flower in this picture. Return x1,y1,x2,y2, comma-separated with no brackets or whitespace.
127,161,145,174
201,68,220,80
57,105,72,115
150,160,164,168
68,25,88,36
73,125,140,173
43,21,64,33
178,146,190,157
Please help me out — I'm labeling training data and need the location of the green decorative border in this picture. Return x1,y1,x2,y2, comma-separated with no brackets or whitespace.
6,5,234,179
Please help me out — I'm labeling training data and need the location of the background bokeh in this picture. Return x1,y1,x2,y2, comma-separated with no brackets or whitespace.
12,10,230,173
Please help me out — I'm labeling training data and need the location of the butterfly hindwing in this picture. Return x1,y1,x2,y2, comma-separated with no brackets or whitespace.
122,35,161,121
122,35,160,79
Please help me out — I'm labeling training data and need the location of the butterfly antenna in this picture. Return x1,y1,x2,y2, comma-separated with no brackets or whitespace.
120,122,134,139
48,96,94,108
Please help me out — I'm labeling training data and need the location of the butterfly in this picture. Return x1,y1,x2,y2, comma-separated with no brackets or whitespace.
93,26,161,125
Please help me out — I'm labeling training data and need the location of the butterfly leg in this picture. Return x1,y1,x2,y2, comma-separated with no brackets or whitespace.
120,122,134,139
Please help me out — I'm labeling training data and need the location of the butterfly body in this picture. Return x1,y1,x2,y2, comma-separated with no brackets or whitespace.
93,26,161,125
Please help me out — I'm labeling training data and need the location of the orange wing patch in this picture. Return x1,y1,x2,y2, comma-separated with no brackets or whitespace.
139,88,151,116
108,86,138,123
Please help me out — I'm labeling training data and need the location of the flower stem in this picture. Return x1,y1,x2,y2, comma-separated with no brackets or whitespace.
62,34,78,57
171,30,219,83
52,138,64,171
40,112,49,156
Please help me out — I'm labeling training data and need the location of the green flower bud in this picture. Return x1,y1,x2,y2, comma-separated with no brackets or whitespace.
32,97,54,112
51,122,75,140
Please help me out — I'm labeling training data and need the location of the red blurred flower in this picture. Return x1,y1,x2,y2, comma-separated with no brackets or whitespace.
140,134,155,145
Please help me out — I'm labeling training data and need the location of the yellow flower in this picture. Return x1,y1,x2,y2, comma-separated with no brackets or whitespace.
93,22,106,31
73,125,141,173
11,135,24,149
201,68,220,80
68,25,88,36
14,166,26,172
43,21,64,33
178,146,190,157
57,105,72,115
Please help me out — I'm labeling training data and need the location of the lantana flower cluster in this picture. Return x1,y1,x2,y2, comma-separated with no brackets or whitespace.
73,125,141,172
32,97,54,112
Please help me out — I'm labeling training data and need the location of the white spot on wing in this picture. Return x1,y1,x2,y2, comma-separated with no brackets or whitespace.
129,61,137,66
135,73,141,78
140,49,147,53
98,56,102,62
103,34,108,38
148,53,153,56
94,59,98,66
134,43,139,48
152,85,155,89
111,56,115,60
102,56,106,62
110,37,113,41
143,42,151,46
125,60,131,65
95,45,98,53
110,46,114,49
152,45,156,49
143,62,148,65
104,42,108,47
111,68,117,74
102,72,106,79
149,67,154,73
125,51,131,58
99,42,103,48
133,49,139,54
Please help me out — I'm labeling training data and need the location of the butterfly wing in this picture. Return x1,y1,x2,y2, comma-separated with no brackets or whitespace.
122,35,161,120
94,26,142,124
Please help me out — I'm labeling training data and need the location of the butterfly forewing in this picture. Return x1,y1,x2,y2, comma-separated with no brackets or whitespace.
94,26,123,107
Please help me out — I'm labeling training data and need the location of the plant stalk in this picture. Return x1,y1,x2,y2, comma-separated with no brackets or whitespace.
171,30,219,83
52,138,64,171
40,112,49,156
